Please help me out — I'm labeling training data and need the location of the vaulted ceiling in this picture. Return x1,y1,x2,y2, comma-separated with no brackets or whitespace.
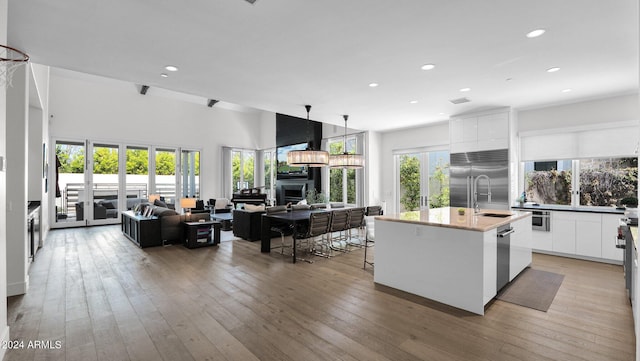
8,0,639,131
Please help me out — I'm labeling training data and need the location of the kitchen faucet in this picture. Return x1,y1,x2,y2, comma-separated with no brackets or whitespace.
473,174,492,213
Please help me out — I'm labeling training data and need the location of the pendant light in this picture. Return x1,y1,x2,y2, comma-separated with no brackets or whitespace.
329,114,365,169
287,105,329,167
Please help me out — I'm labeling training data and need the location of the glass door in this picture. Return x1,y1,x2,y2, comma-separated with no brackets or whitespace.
395,150,450,213
89,143,121,225
126,146,149,211
53,140,87,227
155,148,177,206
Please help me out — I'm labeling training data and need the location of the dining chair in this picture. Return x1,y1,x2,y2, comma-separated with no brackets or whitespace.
365,205,382,216
328,209,350,252
346,207,366,246
294,211,332,262
363,216,376,269
266,205,290,254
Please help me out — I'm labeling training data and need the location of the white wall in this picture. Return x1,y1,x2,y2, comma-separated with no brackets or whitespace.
6,63,29,297
48,69,275,201
0,0,12,354
380,121,450,215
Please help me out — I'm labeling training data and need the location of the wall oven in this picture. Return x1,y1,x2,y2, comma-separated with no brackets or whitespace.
532,210,551,231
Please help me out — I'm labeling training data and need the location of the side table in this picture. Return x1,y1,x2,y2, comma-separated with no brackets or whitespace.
183,220,221,248
121,210,161,248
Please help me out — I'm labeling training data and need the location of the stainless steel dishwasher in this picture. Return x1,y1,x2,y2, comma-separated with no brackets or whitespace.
497,224,514,292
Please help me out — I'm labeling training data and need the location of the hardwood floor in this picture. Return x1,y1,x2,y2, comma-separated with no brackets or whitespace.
5,225,635,361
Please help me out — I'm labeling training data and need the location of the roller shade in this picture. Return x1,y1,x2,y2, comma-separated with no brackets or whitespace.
520,121,638,161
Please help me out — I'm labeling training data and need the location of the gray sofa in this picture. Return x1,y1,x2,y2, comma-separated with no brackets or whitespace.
147,203,209,244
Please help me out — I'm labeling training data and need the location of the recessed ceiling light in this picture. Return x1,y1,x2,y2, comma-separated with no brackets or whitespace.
547,67,560,73
526,29,546,38
421,64,435,70
369,83,379,88
165,65,179,72
562,88,572,93
409,100,418,104
439,112,446,116
160,73,168,78
460,87,471,92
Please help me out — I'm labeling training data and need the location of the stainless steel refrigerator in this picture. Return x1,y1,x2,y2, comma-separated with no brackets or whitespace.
450,149,509,210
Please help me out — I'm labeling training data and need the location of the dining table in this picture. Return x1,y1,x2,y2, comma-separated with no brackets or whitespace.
260,209,327,263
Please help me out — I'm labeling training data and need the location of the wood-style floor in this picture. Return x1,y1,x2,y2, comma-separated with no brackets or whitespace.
4,225,635,361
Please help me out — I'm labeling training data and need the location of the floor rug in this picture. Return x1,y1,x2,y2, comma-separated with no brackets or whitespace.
496,268,564,312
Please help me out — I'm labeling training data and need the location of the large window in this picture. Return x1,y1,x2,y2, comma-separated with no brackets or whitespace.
264,149,276,202
156,148,177,204
328,137,358,204
181,150,200,198
232,149,255,192
524,158,637,207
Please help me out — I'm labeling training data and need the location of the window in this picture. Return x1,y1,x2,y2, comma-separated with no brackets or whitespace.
328,136,358,204
181,149,200,198
579,158,637,206
264,149,276,202
232,149,255,192
524,158,637,207
155,148,177,204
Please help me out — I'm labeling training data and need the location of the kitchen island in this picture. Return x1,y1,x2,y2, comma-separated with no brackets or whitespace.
375,207,532,315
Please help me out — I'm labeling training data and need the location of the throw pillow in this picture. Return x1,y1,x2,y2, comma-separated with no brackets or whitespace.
245,203,266,212
154,199,168,208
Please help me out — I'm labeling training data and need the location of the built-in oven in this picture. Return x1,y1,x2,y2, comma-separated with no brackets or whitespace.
532,210,551,231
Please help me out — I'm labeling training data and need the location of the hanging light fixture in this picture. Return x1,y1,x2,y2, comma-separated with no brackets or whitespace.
287,105,329,167
329,114,365,169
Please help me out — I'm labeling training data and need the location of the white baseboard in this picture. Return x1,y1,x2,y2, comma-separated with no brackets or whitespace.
7,275,29,297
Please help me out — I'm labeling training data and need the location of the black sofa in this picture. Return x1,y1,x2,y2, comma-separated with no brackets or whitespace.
147,203,210,244
233,206,292,241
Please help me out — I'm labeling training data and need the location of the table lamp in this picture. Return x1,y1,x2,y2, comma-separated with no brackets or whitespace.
180,198,196,220
148,194,160,203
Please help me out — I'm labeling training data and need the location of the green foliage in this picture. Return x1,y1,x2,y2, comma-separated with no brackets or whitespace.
429,158,450,208
126,149,149,174
399,155,420,211
56,144,84,173
329,168,343,202
232,152,255,189
92,147,118,174
306,188,326,204
155,151,176,175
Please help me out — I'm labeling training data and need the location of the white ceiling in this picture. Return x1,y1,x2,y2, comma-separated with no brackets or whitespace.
7,0,639,131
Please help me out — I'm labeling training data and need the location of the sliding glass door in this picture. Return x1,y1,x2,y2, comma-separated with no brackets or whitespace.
155,148,177,205
54,140,87,226
90,143,121,225
395,149,450,213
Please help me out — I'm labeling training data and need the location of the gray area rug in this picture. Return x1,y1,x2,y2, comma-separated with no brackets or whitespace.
497,268,564,312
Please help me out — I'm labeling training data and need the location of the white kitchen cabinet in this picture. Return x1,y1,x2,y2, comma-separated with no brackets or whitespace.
575,213,602,258
532,229,553,251
510,216,532,281
450,110,509,153
552,212,577,254
548,210,623,262
601,213,624,261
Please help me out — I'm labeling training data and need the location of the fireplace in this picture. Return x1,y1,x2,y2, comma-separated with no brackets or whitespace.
280,184,306,204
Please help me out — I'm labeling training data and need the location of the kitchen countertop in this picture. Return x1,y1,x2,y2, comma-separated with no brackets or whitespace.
511,203,625,215
375,207,531,232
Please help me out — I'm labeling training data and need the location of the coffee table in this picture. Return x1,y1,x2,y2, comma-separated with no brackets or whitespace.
211,212,233,231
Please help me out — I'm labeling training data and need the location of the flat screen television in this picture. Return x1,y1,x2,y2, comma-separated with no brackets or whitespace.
277,142,309,178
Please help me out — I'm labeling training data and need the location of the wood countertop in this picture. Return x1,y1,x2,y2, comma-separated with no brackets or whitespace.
376,207,532,232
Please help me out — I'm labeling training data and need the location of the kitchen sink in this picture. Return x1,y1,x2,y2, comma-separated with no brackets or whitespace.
478,213,512,218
